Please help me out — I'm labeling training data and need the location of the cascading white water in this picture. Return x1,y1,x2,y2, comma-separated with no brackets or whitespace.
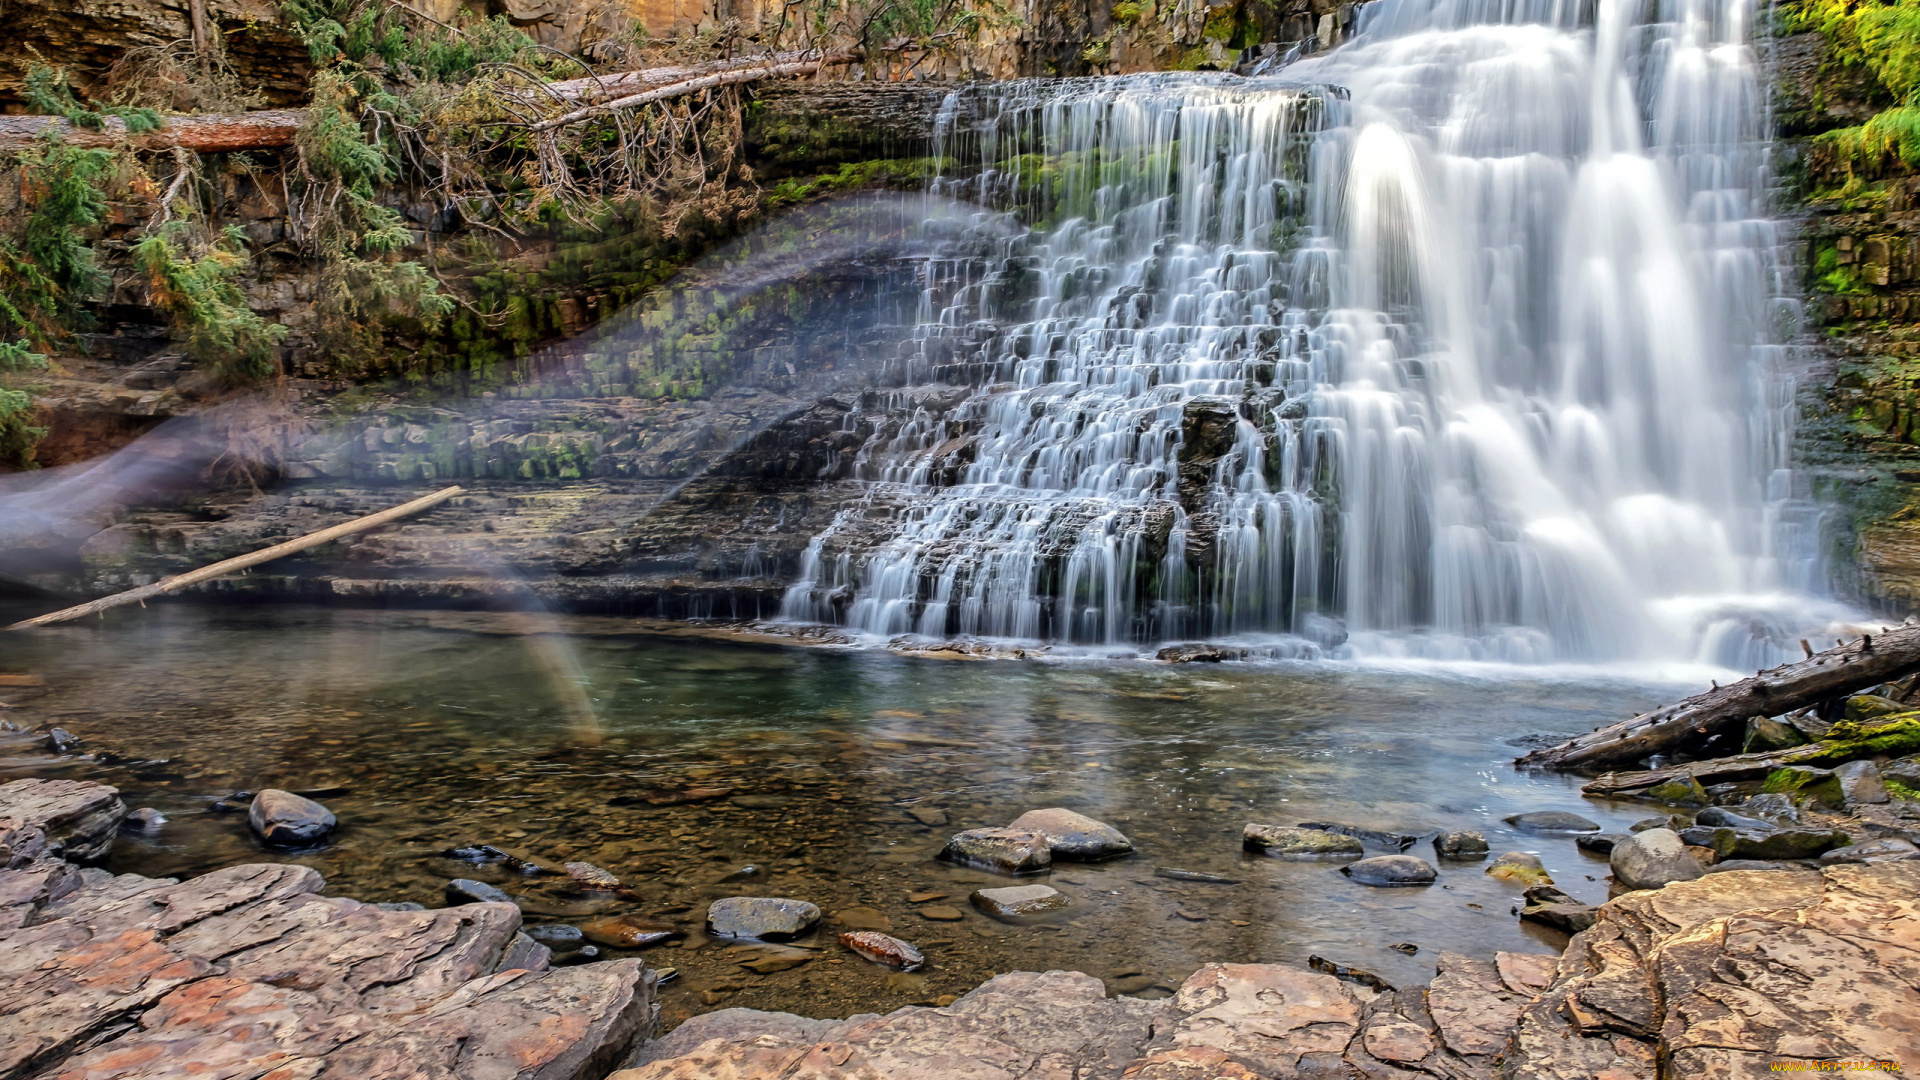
781,0,1834,665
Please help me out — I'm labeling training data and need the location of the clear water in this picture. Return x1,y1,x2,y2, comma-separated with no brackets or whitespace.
782,0,1836,665
3,604,1694,1030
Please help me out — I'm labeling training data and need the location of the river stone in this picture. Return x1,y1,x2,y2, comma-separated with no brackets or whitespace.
917,905,965,921
446,878,514,905
971,883,1072,919
839,930,926,970
1695,806,1774,831
1503,811,1600,834
1629,815,1679,832
1610,828,1705,890
564,861,622,889
1297,821,1428,850
124,807,166,830
1433,830,1490,859
1692,826,1851,861
707,896,822,939
1244,824,1363,857
581,913,682,948
1817,837,1919,865
247,788,336,848
833,906,892,932
1485,851,1552,887
938,828,1051,874
1341,855,1436,887
523,923,586,950
1519,885,1597,934
1744,714,1807,752
731,944,814,973
1833,760,1889,805
1575,832,1627,855
1008,808,1133,860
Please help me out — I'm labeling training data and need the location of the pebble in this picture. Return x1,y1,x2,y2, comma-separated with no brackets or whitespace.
917,905,966,921
247,789,336,849
446,878,514,905
707,896,822,939
1340,855,1437,887
1007,808,1134,860
971,884,1073,920
839,930,926,970
1243,824,1363,857
580,913,682,948
564,862,622,890
938,828,1052,875
1503,811,1600,834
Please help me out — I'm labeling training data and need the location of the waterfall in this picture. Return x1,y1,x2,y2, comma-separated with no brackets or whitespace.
781,0,1828,665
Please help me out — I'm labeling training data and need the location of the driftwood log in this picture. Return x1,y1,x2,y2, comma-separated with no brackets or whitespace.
5,486,463,630
1579,742,1838,797
0,51,857,152
1516,626,1920,772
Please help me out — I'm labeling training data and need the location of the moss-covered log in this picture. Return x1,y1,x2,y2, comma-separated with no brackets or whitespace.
1517,627,1920,771
1580,714,1920,797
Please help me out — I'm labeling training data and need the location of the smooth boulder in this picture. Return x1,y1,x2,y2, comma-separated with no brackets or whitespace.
1503,811,1600,834
1244,824,1363,858
1432,830,1490,859
1486,851,1553,887
247,788,336,848
707,896,822,939
939,828,1052,874
1609,828,1705,890
1341,855,1436,887
1008,808,1133,860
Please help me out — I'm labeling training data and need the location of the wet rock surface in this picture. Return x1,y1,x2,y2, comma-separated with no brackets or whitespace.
0,778,657,1080
1006,807,1133,860
1503,811,1599,833
971,883,1072,920
938,827,1052,874
1433,829,1490,858
1342,855,1437,886
246,787,337,848
707,896,822,939
1243,823,1364,857
1609,828,1705,891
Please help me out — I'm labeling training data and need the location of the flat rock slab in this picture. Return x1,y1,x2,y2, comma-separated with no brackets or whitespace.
972,883,1071,920
707,896,821,939
1503,811,1600,833
1342,855,1437,886
1007,808,1133,860
938,828,1051,874
0,778,126,866
0,778,657,1080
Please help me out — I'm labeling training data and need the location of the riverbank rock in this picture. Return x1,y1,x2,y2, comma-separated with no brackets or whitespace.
938,827,1051,874
246,787,337,848
1519,885,1597,934
1341,855,1437,886
1007,808,1133,860
971,883,1072,920
1695,806,1773,830
707,896,821,939
1609,827,1705,890
1574,832,1627,854
1243,823,1363,857
0,777,125,865
1503,811,1599,833
448,877,515,905
1818,836,1920,864
1680,825,1851,861
0,778,657,1080
1433,829,1490,858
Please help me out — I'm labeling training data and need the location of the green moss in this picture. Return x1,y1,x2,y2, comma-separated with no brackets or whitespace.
1816,712,1920,757
1887,777,1920,800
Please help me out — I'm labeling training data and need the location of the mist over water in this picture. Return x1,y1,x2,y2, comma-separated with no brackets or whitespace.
783,0,1845,666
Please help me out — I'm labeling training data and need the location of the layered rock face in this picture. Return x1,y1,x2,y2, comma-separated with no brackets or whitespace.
0,778,658,1080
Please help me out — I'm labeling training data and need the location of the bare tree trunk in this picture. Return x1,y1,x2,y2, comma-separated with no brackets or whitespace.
1515,627,1920,772
0,110,307,152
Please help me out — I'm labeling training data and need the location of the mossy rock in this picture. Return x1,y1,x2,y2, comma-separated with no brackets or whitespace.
1645,775,1710,806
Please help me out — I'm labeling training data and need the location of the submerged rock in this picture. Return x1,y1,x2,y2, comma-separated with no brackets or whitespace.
707,896,822,939
1503,811,1600,834
1432,829,1490,859
446,878,515,906
247,788,336,848
124,807,166,831
839,930,926,970
1243,824,1363,857
564,861,623,890
1297,821,1429,851
1485,851,1553,887
1341,855,1436,887
1154,867,1240,884
581,914,682,948
938,827,1051,874
1007,808,1133,860
1307,954,1394,991
971,883,1072,920
1610,827,1705,890
1574,832,1627,854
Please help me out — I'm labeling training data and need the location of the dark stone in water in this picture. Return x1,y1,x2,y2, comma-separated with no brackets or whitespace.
44,728,80,754
1695,807,1774,831
1153,867,1240,884
445,844,513,862
1575,833,1628,855
1629,816,1678,833
1008,808,1133,860
1389,942,1419,954
1244,824,1362,857
707,896,822,939
553,944,602,965
939,828,1051,875
1154,642,1250,663
1308,954,1394,991
1503,811,1600,834
209,791,255,813
124,807,166,830
247,789,335,848
1297,821,1430,851
523,923,586,951
1341,855,1436,887
971,884,1072,921
1519,884,1596,934
1432,830,1489,859
446,878,514,905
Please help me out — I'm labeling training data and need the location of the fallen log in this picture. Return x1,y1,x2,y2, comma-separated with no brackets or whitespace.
0,110,307,153
4,486,463,630
536,50,854,104
1581,712,1920,796
529,58,841,133
1515,626,1920,772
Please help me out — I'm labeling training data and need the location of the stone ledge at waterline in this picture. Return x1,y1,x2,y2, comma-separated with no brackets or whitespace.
5,779,1918,1080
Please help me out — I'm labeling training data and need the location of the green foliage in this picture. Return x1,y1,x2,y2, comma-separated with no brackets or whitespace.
0,136,113,346
1887,776,1920,800
133,224,289,383
0,340,48,470
1816,712,1920,757
1797,0,1920,172
22,65,161,133
1813,242,1873,294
